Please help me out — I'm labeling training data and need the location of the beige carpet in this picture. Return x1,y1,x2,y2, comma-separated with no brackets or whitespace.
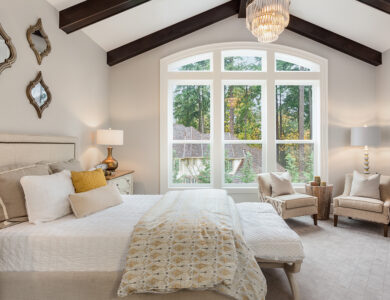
263,215,390,300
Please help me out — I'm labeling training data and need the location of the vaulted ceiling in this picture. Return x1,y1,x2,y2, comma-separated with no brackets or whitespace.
46,0,390,66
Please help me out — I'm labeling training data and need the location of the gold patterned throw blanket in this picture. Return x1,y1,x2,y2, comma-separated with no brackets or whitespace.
117,189,267,300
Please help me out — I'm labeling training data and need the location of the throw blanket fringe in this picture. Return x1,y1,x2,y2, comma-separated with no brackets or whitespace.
118,189,266,300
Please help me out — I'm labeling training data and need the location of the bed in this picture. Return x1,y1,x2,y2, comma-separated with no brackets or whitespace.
0,134,304,300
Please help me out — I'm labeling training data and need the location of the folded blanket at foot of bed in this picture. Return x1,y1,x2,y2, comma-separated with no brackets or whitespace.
117,189,267,300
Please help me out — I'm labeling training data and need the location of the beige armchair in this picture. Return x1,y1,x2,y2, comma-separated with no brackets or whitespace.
257,173,318,225
333,174,390,237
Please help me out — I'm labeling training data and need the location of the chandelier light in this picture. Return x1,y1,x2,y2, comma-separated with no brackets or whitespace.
246,0,290,43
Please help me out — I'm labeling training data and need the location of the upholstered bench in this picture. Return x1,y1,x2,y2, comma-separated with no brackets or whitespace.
257,173,319,225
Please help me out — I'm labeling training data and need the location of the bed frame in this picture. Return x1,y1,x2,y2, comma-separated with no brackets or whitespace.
0,133,303,300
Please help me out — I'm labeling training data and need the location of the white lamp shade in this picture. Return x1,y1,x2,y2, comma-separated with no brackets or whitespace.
351,126,381,147
96,129,123,146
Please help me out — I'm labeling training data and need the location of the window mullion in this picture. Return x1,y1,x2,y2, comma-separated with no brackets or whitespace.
266,51,276,172
213,50,222,189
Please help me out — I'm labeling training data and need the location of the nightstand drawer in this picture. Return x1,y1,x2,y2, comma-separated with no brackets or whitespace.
108,173,134,195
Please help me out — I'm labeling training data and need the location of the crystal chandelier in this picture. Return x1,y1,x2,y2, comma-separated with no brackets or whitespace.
246,0,290,43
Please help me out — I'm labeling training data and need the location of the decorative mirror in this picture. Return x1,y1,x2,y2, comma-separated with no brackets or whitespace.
26,72,52,119
0,23,17,74
26,18,51,65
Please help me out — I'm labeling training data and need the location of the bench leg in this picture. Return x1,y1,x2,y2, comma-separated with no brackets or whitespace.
313,214,318,226
385,224,389,238
284,264,300,300
334,215,338,227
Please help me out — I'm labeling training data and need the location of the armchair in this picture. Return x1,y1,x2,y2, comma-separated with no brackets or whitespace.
333,174,390,237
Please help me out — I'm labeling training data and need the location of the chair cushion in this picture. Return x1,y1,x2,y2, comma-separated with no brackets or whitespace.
275,193,317,209
336,196,383,213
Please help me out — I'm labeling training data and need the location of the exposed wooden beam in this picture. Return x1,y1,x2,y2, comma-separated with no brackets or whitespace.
60,0,151,34
355,0,390,14
238,11,382,66
238,0,247,18
107,0,240,66
287,15,382,66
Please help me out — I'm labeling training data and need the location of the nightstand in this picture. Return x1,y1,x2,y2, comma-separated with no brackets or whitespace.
106,170,134,195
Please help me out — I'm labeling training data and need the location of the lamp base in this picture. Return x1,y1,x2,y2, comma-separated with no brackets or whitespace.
102,146,118,171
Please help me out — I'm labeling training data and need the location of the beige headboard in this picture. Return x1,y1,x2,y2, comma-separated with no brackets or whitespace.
0,134,78,168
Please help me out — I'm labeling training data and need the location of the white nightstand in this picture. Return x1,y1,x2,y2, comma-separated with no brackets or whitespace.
106,170,134,195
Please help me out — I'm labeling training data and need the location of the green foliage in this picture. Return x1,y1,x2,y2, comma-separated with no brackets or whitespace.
224,56,262,71
179,60,210,71
276,60,310,71
197,158,211,184
240,152,256,183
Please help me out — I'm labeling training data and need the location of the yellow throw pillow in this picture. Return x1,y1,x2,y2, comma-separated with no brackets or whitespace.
71,169,107,193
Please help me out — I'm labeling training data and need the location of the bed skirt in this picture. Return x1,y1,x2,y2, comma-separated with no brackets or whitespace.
0,272,231,300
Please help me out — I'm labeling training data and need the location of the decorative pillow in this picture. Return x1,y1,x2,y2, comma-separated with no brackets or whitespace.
49,159,83,174
69,184,123,218
21,170,75,224
0,164,50,229
71,168,107,193
350,171,381,200
270,172,295,197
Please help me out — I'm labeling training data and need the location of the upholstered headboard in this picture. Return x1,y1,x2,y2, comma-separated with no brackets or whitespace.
0,134,78,167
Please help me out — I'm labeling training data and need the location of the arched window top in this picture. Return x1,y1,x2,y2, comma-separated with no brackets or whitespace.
275,52,320,72
222,49,266,72
168,52,212,72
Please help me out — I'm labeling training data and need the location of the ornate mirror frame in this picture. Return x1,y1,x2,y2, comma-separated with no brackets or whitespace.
26,18,51,65
26,72,52,119
0,23,17,74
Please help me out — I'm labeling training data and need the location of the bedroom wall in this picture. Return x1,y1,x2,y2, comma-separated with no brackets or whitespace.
0,0,110,169
108,16,378,199
375,50,390,175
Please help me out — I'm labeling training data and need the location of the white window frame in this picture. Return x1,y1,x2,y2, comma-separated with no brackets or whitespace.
160,42,328,195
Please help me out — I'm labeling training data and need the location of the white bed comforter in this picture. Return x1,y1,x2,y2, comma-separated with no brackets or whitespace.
0,195,304,272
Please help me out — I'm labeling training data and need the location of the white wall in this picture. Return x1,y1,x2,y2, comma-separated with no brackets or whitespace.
375,50,390,175
0,0,110,169
109,16,378,198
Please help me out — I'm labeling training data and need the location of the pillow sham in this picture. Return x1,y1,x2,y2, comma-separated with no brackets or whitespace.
270,172,295,197
71,168,107,193
49,159,83,174
350,171,381,200
69,184,123,218
21,170,75,224
0,164,50,229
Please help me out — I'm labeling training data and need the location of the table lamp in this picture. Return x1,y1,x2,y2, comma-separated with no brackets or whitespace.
351,125,381,174
97,128,124,172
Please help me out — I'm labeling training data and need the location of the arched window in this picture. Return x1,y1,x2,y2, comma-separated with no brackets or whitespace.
160,42,328,196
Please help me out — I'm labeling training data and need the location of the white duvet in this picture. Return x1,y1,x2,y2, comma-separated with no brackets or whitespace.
0,195,304,272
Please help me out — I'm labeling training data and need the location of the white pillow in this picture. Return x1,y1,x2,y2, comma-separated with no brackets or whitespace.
69,184,123,218
270,172,295,197
21,170,75,224
350,171,381,199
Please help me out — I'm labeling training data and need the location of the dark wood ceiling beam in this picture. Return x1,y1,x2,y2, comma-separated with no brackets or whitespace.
238,0,247,18
60,0,151,34
107,0,240,66
355,0,390,14
238,8,382,66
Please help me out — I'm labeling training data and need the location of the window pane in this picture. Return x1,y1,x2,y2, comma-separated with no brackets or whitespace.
224,144,262,184
172,143,210,184
275,53,320,72
277,144,314,183
224,85,262,140
168,53,211,72
173,85,210,140
276,85,312,140
222,50,265,72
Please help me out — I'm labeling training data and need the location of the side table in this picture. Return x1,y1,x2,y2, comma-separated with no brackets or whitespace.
305,184,333,220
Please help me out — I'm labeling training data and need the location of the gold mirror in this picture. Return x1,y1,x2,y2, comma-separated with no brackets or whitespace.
26,72,52,119
26,19,51,65
0,23,17,74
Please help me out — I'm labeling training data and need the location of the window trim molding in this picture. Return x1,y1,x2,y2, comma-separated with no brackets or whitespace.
160,42,328,195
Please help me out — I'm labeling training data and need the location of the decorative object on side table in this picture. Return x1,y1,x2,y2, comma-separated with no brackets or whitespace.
305,183,333,220
106,170,134,195
351,125,381,174
97,128,124,172
26,71,52,119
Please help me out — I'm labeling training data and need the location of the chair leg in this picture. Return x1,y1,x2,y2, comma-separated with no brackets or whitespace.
313,214,318,226
334,215,338,227
384,224,389,238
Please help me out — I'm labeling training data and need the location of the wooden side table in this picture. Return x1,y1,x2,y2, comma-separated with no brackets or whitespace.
106,170,135,195
305,184,333,220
